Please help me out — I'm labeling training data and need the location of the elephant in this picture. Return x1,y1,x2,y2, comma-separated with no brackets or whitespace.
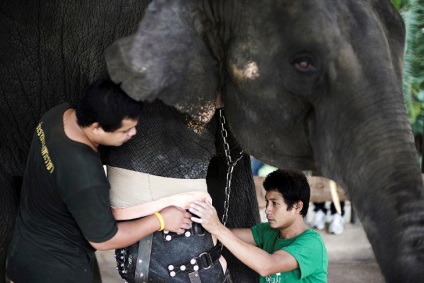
1,0,424,282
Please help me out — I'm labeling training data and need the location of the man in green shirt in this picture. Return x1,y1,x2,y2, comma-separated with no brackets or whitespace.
190,169,328,282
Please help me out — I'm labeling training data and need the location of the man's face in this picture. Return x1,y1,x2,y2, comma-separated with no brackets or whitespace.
100,118,138,146
265,190,298,230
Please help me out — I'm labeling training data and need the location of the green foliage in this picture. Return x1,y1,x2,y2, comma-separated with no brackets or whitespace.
392,0,410,10
402,0,424,134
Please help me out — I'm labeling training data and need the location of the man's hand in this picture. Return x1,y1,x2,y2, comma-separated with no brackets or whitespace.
189,200,223,235
160,206,192,234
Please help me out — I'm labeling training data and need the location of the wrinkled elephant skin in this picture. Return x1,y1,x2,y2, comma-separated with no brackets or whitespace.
0,1,150,282
1,0,423,283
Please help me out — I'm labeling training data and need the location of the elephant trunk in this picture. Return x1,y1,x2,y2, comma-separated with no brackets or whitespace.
312,94,424,282
347,139,424,283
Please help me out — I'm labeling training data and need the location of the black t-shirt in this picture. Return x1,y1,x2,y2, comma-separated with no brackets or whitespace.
7,103,118,282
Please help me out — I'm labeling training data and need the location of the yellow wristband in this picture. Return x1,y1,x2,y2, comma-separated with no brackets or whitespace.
154,212,165,231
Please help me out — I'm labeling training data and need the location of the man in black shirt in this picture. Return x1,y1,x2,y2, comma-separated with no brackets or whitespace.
6,79,192,282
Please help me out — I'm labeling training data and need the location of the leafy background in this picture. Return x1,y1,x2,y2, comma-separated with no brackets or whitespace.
393,0,424,166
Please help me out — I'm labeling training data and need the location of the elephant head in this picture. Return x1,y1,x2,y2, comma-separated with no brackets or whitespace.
105,0,424,282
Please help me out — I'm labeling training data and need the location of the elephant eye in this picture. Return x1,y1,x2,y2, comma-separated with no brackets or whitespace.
292,57,316,72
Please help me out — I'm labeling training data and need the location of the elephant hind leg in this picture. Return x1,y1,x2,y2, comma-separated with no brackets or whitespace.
0,169,21,283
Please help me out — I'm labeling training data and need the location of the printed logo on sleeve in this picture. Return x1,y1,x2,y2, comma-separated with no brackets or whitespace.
265,273,282,283
36,122,54,173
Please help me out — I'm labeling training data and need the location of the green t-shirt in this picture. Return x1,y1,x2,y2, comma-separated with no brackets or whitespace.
7,103,118,283
252,223,328,283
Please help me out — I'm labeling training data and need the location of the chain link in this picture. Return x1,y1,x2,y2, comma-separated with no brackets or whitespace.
218,109,243,228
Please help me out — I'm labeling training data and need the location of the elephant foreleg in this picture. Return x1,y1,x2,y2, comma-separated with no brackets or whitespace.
206,122,260,283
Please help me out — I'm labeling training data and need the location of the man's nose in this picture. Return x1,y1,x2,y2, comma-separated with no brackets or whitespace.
129,128,137,137
265,204,271,214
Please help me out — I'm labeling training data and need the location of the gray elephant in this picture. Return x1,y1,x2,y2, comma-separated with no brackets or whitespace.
105,0,424,282
1,0,423,282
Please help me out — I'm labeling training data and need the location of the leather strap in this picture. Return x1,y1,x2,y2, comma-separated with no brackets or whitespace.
135,233,153,282
188,271,202,283
163,222,205,241
168,242,223,278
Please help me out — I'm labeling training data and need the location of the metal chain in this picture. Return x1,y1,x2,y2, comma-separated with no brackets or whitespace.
218,108,243,228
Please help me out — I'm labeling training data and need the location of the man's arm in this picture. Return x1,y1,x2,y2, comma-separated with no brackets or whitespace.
229,228,256,245
112,191,212,220
190,201,298,277
90,205,192,250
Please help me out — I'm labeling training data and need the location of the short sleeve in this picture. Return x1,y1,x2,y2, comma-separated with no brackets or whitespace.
56,147,118,242
283,232,327,279
251,222,268,248
65,184,118,242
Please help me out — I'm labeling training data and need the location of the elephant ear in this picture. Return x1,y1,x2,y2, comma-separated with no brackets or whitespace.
105,0,221,123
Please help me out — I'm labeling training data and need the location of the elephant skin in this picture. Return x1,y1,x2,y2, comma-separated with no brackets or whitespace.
1,0,423,283
0,1,149,282
106,0,424,282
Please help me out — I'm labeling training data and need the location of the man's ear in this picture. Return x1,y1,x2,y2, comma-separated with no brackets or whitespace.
295,201,304,213
90,122,102,135
105,0,222,123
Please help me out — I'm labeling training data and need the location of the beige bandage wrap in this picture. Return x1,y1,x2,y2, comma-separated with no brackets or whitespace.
108,166,208,207
107,166,211,220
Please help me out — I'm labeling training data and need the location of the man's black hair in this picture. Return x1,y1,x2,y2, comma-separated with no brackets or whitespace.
263,169,310,217
76,79,143,132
